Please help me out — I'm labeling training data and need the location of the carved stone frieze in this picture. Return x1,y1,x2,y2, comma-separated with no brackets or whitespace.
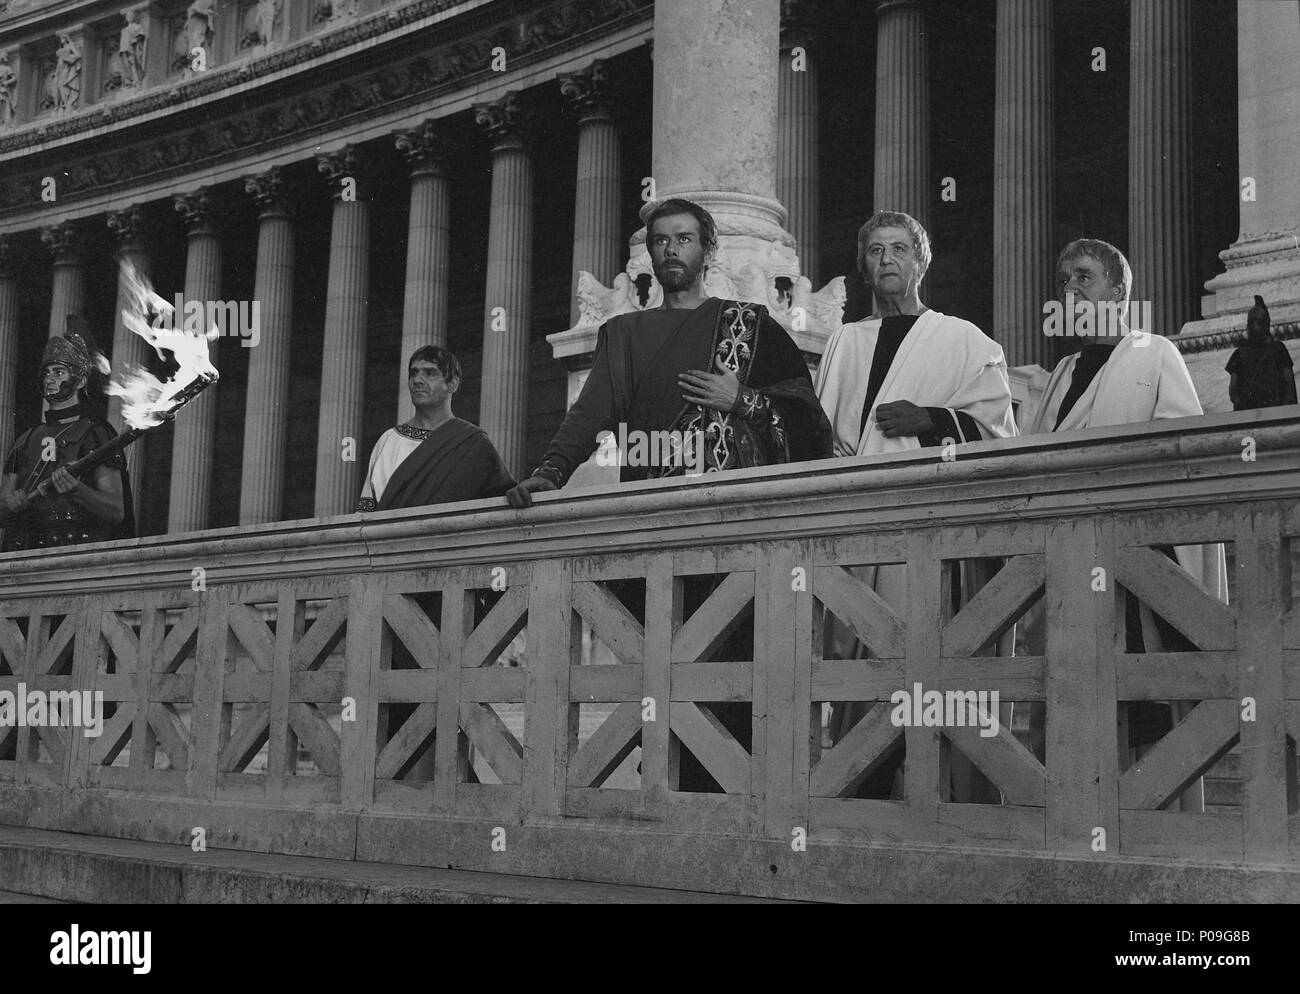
0,0,653,217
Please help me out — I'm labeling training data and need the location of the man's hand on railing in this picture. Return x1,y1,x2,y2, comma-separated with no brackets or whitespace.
506,475,558,508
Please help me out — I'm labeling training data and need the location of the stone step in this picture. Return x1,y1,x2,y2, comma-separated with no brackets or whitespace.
0,826,792,904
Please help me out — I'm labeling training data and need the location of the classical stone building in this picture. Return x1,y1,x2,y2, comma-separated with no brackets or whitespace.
0,0,1293,536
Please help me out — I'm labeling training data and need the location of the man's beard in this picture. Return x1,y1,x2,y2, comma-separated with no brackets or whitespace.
655,258,703,292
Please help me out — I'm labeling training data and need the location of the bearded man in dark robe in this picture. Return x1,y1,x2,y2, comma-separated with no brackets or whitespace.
0,319,133,551
508,198,829,500
507,198,830,791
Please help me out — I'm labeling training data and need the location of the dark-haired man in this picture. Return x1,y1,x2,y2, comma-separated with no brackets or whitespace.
506,197,830,506
356,345,514,512
0,319,133,551
506,198,830,793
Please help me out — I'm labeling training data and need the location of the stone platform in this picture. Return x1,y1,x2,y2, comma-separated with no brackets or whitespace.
0,826,788,904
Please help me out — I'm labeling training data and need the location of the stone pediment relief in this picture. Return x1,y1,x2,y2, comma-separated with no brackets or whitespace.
0,0,652,215
0,0,650,151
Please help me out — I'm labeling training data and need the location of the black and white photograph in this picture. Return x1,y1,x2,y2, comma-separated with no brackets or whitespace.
0,0,1295,936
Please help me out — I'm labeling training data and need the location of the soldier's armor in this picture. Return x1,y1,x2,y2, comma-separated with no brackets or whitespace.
1,416,132,552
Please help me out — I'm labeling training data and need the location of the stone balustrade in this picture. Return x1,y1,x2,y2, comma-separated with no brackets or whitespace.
0,408,1298,900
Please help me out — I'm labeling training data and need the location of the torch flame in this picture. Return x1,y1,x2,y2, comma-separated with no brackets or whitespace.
106,260,220,429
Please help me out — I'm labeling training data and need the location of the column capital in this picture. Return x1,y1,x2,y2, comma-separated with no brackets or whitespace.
559,59,613,122
174,187,218,234
394,120,457,177
474,91,534,152
106,204,150,251
244,165,295,217
316,144,367,200
39,220,81,263
780,0,818,50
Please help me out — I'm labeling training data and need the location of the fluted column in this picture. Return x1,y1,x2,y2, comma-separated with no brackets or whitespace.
106,206,152,526
778,0,819,285
0,237,19,462
652,0,786,233
40,221,84,338
169,190,221,533
474,92,534,479
560,60,622,327
314,145,370,517
994,0,1053,367
393,120,453,422
1129,0,1194,336
873,0,929,226
240,167,296,526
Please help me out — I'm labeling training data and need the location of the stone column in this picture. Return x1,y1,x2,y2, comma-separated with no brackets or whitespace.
169,189,221,534
105,206,152,523
778,0,819,285
874,0,929,226
393,120,453,423
994,0,1054,368
240,166,295,526
560,60,623,327
1182,0,1300,340
651,0,788,241
548,0,845,389
40,221,84,338
1128,0,1194,336
474,92,534,479
0,236,19,461
314,145,370,518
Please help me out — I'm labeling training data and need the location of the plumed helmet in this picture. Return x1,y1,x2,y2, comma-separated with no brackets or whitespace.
40,315,106,388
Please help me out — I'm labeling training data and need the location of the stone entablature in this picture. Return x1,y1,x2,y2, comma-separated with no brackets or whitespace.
0,0,462,138
0,0,652,221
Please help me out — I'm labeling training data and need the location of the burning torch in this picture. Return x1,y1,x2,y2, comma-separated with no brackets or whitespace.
25,372,216,501
25,261,220,502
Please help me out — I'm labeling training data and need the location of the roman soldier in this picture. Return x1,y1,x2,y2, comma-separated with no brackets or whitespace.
0,319,134,551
